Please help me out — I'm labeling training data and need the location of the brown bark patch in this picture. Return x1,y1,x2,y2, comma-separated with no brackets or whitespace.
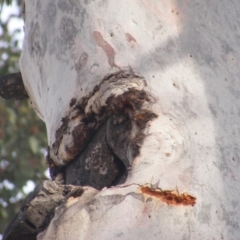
0,72,29,100
93,31,117,67
140,186,196,206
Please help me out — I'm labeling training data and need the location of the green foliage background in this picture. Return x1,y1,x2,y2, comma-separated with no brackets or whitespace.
0,0,48,234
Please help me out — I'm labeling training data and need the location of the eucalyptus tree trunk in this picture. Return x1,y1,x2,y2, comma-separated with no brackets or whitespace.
16,0,240,239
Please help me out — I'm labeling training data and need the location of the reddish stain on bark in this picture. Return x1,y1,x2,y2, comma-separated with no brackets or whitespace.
125,32,137,48
93,31,116,67
125,32,136,43
141,186,196,206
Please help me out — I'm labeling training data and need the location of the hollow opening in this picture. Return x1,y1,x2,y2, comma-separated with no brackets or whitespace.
64,121,128,190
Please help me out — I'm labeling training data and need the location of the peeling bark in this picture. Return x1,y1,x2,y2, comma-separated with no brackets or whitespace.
36,184,196,240
3,181,83,240
140,186,196,206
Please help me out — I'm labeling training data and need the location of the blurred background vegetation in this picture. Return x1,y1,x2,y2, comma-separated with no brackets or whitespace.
0,0,48,235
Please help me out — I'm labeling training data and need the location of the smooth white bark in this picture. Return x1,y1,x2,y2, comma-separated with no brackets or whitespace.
20,0,240,239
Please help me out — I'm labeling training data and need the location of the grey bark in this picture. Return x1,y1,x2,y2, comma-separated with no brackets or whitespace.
3,181,82,240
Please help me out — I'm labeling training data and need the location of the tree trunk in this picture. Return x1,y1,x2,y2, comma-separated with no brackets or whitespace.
17,0,240,239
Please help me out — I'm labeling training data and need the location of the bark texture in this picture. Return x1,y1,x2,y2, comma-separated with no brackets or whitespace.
14,0,240,239
3,181,83,240
0,72,28,99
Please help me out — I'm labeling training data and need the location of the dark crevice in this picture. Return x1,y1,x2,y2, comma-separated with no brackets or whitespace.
105,119,128,186
64,121,126,190
110,153,127,186
21,218,37,231
64,114,130,190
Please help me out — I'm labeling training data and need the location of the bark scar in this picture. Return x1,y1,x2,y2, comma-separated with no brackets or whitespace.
47,70,158,190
